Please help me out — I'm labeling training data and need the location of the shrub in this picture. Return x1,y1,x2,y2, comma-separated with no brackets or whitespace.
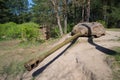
0,22,42,42
97,20,107,28
6,23,20,38
0,22,18,39
18,22,40,41
67,23,74,33
50,26,60,38
0,24,4,38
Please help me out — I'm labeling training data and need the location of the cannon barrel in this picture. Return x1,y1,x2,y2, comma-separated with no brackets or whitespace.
24,32,81,71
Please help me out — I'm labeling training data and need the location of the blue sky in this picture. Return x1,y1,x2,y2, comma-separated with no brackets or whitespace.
28,0,33,8
28,0,33,4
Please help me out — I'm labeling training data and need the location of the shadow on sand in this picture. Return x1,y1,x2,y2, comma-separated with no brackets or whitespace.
88,36,117,55
81,23,117,55
32,38,78,77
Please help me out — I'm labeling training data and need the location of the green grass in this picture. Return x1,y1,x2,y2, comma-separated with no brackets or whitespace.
1,61,25,76
18,40,43,48
117,37,120,41
111,47,120,80
107,28,120,32
113,47,120,64
0,58,26,80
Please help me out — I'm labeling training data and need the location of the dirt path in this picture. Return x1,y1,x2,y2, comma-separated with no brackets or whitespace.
23,31,120,80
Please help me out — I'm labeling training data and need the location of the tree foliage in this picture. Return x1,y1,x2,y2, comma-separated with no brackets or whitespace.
0,0,30,23
0,0,120,37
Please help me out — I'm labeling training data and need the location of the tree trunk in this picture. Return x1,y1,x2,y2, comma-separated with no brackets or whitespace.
86,0,90,22
63,0,68,34
103,0,108,26
50,0,63,36
82,0,85,22
57,14,63,36
64,14,67,34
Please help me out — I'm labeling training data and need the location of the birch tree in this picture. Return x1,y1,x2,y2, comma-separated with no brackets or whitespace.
62,0,68,34
86,0,91,22
50,0,63,36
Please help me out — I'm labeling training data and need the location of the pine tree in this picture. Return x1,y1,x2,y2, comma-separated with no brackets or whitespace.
0,0,29,23
0,0,12,23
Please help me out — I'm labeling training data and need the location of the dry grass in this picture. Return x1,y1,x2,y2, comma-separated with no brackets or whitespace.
0,39,58,80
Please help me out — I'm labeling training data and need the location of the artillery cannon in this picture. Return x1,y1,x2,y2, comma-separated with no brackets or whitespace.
24,22,105,71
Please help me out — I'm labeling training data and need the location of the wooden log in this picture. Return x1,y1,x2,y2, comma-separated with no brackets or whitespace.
24,32,81,71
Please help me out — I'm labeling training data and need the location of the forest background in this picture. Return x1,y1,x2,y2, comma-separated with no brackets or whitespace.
0,0,120,41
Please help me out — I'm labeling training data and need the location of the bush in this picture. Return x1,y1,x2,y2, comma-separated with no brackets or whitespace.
107,7,120,28
0,22,18,39
0,22,43,42
50,26,60,38
67,23,74,33
6,23,20,38
18,22,40,41
97,20,107,28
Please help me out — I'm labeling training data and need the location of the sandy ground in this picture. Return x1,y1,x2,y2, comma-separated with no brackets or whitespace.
22,31,120,80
